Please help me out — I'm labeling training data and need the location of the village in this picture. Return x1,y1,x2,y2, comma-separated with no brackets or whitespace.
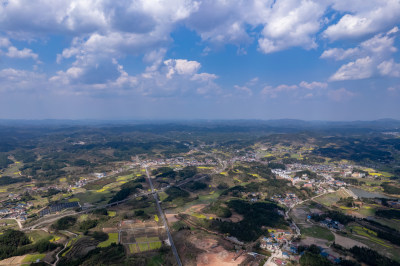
0,140,398,266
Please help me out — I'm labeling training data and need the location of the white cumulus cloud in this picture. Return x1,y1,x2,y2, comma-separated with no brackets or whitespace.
0,37,10,47
326,27,400,81
378,59,400,77
164,59,201,78
258,0,327,53
324,0,400,41
330,57,374,81
299,81,328,90
6,46,39,61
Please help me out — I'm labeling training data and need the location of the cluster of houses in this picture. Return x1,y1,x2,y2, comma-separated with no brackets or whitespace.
319,218,345,230
260,229,299,264
228,152,258,164
385,199,400,208
272,169,291,180
273,168,334,192
0,201,32,221
259,227,343,265
271,193,300,208
134,156,218,167
94,172,106,178
69,178,89,190
270,162,376,202
24,185,65,194
326,179,346,187
307,214,345,231
271,257,289,265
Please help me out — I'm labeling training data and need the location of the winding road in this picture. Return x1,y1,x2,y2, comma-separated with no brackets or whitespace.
52,231,78,266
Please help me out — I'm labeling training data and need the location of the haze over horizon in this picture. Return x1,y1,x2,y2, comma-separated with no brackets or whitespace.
1,0,400,120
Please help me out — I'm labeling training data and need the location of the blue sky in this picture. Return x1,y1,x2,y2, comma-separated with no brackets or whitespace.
0,0,400,120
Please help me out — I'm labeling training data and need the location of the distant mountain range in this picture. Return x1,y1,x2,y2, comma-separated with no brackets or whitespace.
0,118,399,131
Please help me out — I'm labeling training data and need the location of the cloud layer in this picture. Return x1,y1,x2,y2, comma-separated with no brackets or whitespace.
0,0,399,119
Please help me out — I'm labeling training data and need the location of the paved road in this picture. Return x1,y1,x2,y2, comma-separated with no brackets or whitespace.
145,167,182,266
10,218,23,229
25,192,154,230
264,190,335,266
53,241,69,266
26,166,206,231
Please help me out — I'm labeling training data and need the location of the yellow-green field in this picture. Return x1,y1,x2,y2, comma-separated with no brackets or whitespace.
149,241,162,250
158,192,168,201
97,233,118,247
350,225,391,248
135,236,160,242
129,244,140,253
22,254,45,263
68,197,79,202
49,236,61,242
108,211,116,217
130,239,163,252
28,230,52,243
62,235,83,257
116,174,134,181
138,242,149,252
233,177,242,183
191,212,207,219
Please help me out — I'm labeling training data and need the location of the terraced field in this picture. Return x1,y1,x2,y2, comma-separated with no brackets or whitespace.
120,222,166,254
64,236,99,259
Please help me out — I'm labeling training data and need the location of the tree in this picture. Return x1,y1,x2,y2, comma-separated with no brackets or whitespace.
300,252,332,266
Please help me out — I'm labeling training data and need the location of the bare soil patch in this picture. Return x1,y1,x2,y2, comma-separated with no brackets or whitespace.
187,232,247,265
309,208,324,215
333,233,367,249
185,204,207,214
0,255,26,265
197,246,246,266
166,213,179,223
223,212,243,223
300,236,330,248
347,210,364,219
174,229,247,266
102,227,118,233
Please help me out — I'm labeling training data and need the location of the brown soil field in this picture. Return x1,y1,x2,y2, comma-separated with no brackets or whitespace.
188,233,247,265
120,219,158,229
300,236,330,248
174,228,248,266
0,255,26,265
333,233,367,249
347,210,364,219
196,246,246,266
309,208,324,214
185,204,207,213
223,212,243,223
166,213,179,223
102,227,118,233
